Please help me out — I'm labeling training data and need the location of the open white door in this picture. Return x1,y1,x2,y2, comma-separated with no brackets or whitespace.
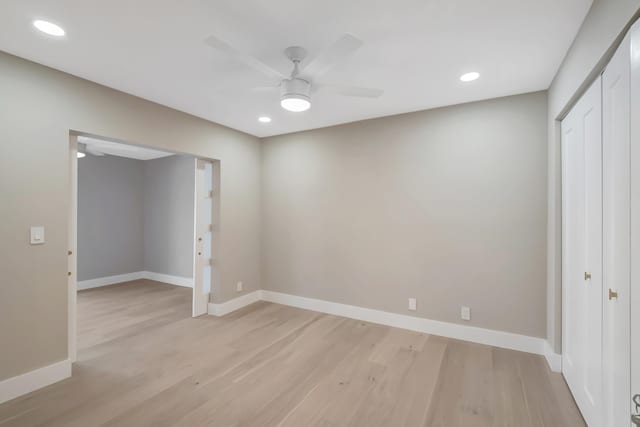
193,159,213,317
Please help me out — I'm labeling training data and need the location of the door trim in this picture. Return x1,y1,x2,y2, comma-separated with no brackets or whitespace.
67,134,78,364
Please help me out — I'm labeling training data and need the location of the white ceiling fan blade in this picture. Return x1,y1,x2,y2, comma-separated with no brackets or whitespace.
204,35,287,80
302,34,363,78
317,84,384,98
78,142,104,157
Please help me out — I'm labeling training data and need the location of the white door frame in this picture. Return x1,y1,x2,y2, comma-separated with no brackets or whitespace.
630,19,640,426
68,134,78,363
67,132,220,362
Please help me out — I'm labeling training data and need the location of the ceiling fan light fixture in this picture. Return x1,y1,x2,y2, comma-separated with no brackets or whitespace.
280,95,311,112
77,142,86,158
280,78,311,112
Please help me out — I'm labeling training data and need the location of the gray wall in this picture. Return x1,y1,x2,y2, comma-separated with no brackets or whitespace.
5,0,638,382
77,154,195,282
144,155,195,278
262,92,548,338
0,51,261,382
78,155,145,280
546,0,640,352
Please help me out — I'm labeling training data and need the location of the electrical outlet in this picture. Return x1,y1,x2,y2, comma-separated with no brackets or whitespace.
461,306,471,321
408,298,417,311
236,281,243,292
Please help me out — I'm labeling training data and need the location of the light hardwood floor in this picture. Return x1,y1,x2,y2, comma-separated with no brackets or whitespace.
0,280,585,426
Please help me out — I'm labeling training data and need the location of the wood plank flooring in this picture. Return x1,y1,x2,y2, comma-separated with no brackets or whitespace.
0,280,585,426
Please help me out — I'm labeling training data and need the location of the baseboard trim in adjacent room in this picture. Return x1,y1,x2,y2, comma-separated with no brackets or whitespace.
208,291,262,317
260,290,551,361
77,271,146,290
142,271,193,288
0,359,71,405
544,340,562,373
77,271,193,290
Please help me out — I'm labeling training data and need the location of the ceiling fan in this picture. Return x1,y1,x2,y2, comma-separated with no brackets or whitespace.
204,33,384,112
78,142,106,158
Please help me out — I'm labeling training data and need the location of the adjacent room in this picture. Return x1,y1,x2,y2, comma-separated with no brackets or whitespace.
75,137,198,351
77,137,195,291
0,1,639,426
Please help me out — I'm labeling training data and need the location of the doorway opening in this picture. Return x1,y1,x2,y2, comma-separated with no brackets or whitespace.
67,133,219,362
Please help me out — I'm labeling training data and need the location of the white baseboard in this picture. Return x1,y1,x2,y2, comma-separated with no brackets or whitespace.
260,290,551,361
78,271,193,290
209,288,561,374
0,359,71,405
77,271,145,290
142,271,193,288
544,340,562,373
208,291,262,317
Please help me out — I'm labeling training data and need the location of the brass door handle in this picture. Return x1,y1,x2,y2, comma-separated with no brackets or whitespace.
68,272,72,276
68,250,73,255
584,272,592,280
609,289,618,300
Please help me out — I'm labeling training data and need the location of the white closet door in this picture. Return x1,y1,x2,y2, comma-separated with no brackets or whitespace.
603,32,632,427
630,20,640,426
561,77,603,427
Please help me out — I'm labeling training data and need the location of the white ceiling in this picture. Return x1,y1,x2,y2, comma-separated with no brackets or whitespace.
78,136,174,160
0,0,592,137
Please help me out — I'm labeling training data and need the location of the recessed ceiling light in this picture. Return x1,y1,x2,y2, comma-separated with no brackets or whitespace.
460,72,480,82
258,116,272,123
77,152,86,158
33,20,65,37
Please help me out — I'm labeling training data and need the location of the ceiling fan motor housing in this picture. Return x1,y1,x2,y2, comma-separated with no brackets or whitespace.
281,77,311,103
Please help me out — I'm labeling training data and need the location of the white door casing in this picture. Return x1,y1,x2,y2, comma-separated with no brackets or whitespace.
630,19,640,426
561,77,603,427
68,134,78,363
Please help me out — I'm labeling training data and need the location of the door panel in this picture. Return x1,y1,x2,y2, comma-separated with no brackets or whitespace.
603,32,632,427
562,122,582,376
584,97,603,414
193,159,213,317
562,78,603,427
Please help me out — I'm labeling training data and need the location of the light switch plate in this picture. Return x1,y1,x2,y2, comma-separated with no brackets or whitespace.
408,298,417,311
236,281,243,292
461,306,471,321
30,226,45,245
